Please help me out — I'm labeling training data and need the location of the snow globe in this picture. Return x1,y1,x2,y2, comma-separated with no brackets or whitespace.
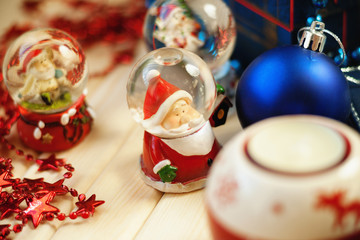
3,28,94,152
143,0,237,96
206,115,360,239
127,47,231,193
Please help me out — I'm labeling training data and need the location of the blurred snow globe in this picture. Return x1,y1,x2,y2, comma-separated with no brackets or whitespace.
127,47,217,138
3,28,88,114
143,0,236,72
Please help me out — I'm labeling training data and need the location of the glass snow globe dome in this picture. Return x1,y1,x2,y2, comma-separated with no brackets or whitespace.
2,28,88,114
127,47,217,138
143,0,236,72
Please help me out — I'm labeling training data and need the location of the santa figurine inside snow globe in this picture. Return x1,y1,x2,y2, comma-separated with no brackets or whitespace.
127,47,232,193
2,28,94,152
143,0,238,97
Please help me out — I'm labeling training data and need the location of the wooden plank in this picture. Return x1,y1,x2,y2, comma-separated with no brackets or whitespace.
135,189,212,240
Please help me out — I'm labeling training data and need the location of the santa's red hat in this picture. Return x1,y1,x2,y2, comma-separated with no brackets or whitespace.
158,4,178,20
143,70,192,127
20,49,43,73
20,47,54,74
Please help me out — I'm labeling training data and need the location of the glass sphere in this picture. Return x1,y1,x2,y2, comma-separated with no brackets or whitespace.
143,0,236,71
127,47,217,138
3,28,88,114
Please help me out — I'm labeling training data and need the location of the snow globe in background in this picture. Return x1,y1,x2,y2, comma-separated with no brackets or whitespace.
127,47,232,193
3,28,94,152
143,0,238,97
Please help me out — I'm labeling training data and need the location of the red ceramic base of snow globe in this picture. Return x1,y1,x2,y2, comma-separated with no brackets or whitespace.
17,94,93,152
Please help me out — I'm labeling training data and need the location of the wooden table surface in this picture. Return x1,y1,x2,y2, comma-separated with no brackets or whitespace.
0,1,243,239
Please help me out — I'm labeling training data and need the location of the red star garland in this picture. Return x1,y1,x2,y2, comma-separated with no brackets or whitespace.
0,171,12,191
0,158,105,237
0,153,105,236
19,0,146,77
36,154,65,171
0,224,11,238
0,163,105,238
16,178,44,191
0,196,24,220
0,157,13,176
23,192,59,228
75,194,105,218
35,179,68,197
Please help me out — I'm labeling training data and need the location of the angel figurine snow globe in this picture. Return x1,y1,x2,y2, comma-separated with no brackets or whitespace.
143,0,237,96
127,47,231,193
2,28,94,152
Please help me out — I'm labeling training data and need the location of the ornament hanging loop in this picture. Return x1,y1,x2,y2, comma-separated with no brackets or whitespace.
297,21,346,66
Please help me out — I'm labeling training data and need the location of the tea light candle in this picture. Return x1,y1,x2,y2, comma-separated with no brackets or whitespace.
247,121,346,174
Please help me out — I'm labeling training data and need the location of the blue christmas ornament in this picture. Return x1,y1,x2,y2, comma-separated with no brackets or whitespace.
236,21,351,127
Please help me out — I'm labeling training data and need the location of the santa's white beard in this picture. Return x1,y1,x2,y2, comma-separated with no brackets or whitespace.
189,116,204,128
29,65,55,80
162,121,215,156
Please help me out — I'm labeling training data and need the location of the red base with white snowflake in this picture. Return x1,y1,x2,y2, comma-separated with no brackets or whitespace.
17,94,93,152
206,115,360,240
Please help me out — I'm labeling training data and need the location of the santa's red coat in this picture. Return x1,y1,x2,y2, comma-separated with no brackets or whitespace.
141,126,221,185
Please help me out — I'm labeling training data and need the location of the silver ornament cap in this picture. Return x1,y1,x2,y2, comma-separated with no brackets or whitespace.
299,21,327,53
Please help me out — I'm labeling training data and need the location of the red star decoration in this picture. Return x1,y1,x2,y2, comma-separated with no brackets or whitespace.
23,192,59,228
16,178,44,191
36,154,65,171
75,194,105,216
0,224,10,237
35,179,68,197
0,172,13,192
0,157,12,175
0,196,24,219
